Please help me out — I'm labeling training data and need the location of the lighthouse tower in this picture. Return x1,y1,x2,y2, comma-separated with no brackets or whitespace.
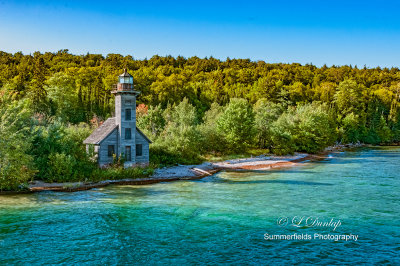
112,69,140,166
84,69,151,167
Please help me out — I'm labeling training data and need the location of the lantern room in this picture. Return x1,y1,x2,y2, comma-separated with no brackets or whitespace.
119,69,133,84
116,69,134,91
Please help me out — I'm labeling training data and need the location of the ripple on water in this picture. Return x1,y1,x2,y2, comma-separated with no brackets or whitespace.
0,147,400,264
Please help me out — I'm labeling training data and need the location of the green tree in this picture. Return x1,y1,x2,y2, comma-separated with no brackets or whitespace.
154,98,201,163
270,109,297,155
253,99,285,149
30,120,94,182
217,98,255,151
0,94,35,190
294,103,337,153
199,102,226,153
376,116,392,143
334,79,365,117
339,113,362,143
137,104,165,139
270,103,336,154
47,72,83,122
29,55,49,113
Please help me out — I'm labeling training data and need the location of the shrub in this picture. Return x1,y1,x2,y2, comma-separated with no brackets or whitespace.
199,102,227,154
270,103,336,154
30,120,96,182
270,110,297,155
92,166,155,182
150,98,202,164
149,145,201,165
253,99,285,149
47,153,77,182
294,103,337,153
0,95,35,190
217,98,255,152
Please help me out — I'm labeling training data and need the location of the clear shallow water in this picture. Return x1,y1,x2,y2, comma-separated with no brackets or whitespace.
1,147,399,265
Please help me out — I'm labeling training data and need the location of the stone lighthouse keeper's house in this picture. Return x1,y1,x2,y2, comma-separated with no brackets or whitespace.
83,70,151,167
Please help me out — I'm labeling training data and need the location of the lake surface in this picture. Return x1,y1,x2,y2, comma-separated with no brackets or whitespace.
1,147,399,265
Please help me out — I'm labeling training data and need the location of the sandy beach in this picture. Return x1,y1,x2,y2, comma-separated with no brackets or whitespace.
151,153,309,179
25,144,364,193
27,152,320,192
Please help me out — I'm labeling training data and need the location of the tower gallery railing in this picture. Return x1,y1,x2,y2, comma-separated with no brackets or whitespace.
113,83,134,91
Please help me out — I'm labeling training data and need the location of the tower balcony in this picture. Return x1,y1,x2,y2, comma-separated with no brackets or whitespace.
113,83,134,91
111,83,140,95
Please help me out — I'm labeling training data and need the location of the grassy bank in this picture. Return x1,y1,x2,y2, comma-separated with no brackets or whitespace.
90,166,155,182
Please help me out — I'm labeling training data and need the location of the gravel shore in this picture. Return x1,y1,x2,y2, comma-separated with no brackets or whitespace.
26,144,365,193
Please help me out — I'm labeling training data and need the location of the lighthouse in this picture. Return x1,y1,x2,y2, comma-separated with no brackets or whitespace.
84,69,151,167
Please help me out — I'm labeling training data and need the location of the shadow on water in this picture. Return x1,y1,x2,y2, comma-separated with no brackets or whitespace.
26,187,174,204
224,169,319,175
354,153,400,158
311,157,382,165
99,186,173,198
335,146,400,158
218,179,334,186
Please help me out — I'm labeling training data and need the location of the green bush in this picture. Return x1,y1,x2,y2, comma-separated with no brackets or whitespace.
47,153,77,182
339,113,362,143
149,145,201,165
0,95,35,191
270,103,336,154
217,98,255,151
148,98,203,164
270,110,297,155
294,103,337,153
377,116,393,144
92,166,154,182
199,102,227,154
253,99,285,149
30,120,96,182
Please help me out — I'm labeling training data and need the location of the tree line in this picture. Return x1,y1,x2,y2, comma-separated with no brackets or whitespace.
0,50,399,190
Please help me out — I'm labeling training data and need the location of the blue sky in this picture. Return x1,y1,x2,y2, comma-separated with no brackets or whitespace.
0,0,399,67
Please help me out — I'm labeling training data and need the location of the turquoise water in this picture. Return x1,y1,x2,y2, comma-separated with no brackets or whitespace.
1,147,399,265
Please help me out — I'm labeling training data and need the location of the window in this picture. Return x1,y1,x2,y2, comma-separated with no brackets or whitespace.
125,146,131,161
125,128,132,139
107,145,115,157
125,108,131,121
136,144,143,156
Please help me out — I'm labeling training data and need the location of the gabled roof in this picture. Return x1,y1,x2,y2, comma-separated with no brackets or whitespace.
83,117,152,145
83,118,117,145
136,127,152,143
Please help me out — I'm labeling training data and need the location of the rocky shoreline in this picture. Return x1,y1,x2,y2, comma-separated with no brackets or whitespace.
5,143,365,194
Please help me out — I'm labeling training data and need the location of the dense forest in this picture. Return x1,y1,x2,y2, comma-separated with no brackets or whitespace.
1,50,399,190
